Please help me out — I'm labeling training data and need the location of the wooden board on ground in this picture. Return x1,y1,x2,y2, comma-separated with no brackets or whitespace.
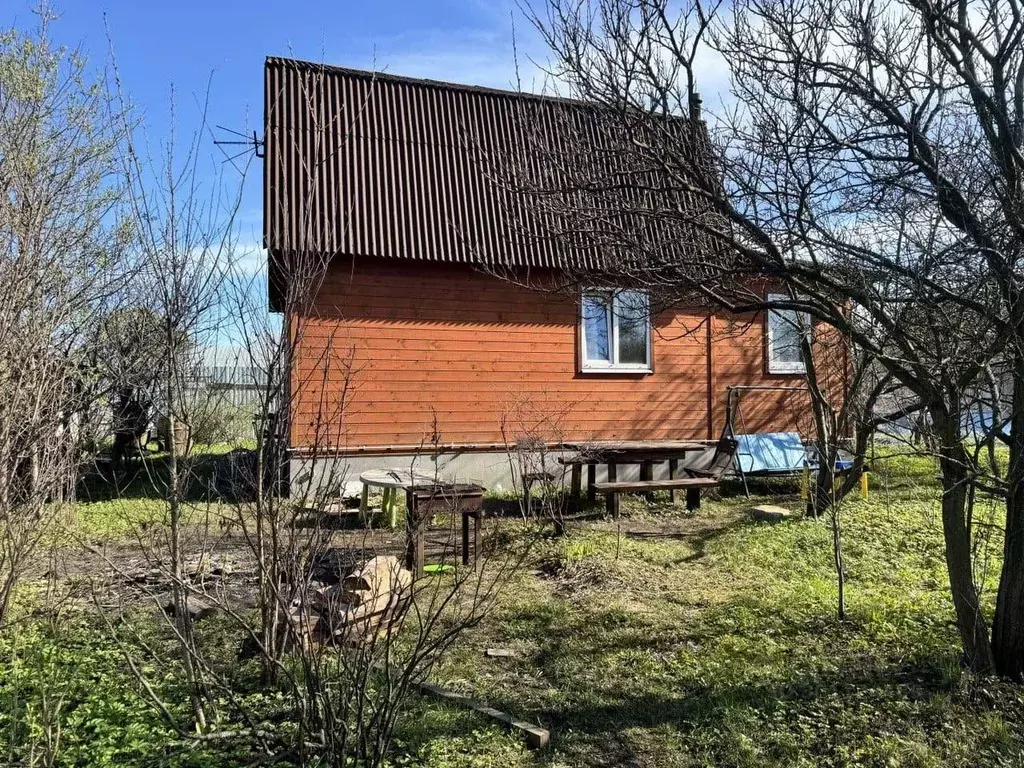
415,680,549,749
485,648,517,658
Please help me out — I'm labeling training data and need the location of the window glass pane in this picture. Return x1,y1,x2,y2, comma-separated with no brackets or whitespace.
770,308,805,366
582,293,611,363
616,291,649,365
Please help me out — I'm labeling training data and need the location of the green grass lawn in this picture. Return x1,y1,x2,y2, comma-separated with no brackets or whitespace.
5,448,1023,767
394,451,1024,767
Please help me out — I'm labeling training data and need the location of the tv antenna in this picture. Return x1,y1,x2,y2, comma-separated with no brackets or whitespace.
213,125,264,170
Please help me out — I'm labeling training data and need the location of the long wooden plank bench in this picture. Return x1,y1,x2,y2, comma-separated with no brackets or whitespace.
593,477,720,517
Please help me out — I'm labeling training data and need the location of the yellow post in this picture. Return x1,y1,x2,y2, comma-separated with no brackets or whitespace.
383,488,398,528
800,466,810,500
389,490,401,529
860,471,869,499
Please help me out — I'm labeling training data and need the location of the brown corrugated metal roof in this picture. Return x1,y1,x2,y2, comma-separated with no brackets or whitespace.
263,56,719,275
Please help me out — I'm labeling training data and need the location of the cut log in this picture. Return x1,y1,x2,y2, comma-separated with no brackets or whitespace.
750,504,794,523
342,555,412,604
312,556,414,645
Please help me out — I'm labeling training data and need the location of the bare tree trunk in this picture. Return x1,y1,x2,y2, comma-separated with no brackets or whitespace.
798,325,848,619
166,357,208,729
992,359,1024,679
931,407,995,674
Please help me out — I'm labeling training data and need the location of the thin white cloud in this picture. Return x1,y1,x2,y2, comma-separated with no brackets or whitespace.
692,45,733,113
231,242,265,276
340,10,735,118
344,24,557,96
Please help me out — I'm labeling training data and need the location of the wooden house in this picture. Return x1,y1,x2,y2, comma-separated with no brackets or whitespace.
263,57,831,491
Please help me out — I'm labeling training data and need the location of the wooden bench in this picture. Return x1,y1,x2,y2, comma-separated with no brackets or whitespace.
593,477,720,517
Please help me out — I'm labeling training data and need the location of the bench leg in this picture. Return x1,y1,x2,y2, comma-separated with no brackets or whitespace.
359,483,370,521
669,459,678,503
462,511,471,566
686,487,701,511
602,466,618,520
390,488,402,528
474,512,482,572
386,488,400,527
570,464,582,500
640,460,654,501
405,490,425,577
605,462,619,518
587,464,596,504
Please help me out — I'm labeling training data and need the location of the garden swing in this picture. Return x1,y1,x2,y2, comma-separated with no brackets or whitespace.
724,385,854,497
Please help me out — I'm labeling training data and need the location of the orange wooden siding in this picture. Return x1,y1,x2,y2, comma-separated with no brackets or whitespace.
289,256,825,451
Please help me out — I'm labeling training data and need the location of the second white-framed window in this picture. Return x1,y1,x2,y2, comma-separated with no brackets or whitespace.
766,293,810,374
580,289,652,372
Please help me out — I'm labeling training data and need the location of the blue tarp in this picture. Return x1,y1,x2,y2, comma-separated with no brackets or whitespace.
734,432,854,475
734,432,807,475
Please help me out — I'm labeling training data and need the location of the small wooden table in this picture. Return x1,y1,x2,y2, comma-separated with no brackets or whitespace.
358,469,438,527
561,440,710,504
405,483,486,577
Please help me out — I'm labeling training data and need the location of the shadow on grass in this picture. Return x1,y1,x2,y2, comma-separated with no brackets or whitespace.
408,576,979,766
482,597,970,766
77,450,251,504
527,653,961,765
626,515,751,563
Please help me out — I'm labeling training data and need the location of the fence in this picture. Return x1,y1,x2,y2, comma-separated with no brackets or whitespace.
185,365,275,441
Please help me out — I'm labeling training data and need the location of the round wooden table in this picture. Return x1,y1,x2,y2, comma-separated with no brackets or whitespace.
358,468,438,527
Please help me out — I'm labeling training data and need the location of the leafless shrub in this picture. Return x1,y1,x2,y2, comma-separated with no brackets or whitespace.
77,61,544,766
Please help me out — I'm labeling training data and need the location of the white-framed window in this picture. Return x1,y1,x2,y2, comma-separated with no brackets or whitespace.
766,293,810,374
580,289,652,372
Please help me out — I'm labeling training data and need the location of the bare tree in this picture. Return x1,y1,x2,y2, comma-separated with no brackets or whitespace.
510,0,1024,675
106,45,249,721
208,65,543,762
0,10,125,627
719,0,1024,678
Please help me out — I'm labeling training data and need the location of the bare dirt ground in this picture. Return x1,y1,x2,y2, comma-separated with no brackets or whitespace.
50,497,535,619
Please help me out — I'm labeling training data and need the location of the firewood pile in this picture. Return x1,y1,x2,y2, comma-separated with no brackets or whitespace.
298,555,413,647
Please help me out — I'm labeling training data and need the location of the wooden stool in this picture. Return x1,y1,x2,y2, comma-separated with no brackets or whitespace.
405,483,486,577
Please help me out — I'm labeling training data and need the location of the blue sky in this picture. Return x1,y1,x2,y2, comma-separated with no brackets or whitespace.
29,0,545,273
27,1,730,270
19,1,729,355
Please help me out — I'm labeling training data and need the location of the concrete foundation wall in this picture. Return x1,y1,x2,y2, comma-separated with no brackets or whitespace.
289,447,713,500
